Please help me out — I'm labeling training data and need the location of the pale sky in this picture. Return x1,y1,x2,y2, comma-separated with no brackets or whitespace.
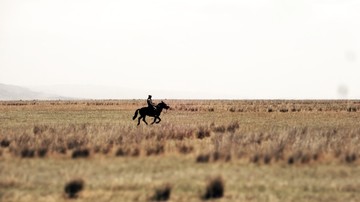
0,0,359,99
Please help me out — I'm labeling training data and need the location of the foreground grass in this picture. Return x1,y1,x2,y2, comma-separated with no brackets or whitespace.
2,156,360,202
1,100,360,201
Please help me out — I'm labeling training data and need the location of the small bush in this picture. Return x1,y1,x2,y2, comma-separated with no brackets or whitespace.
227,121,239,133
177,145,193,155
213,151,231,162
202,176,225,200
37,148,48,158
288,156,295,165
263,154,272,164
21,148,35,158
312,153,319,161
33,125,49,135
0,139,10,147
67,139,85,150
213,151,221,161
64,178,85,199
213,125,226,133
72,148,90,159
279,109,288,113
150,183,172,201
146,144,165,156
196,127,210,139
251,154,261,164
115,147,128,157
345,153,357,163
196,153,210,163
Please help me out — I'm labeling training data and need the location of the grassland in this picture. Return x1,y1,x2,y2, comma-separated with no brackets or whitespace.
1,100,360,201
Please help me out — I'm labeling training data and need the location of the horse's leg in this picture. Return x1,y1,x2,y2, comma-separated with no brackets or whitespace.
142,115,148,125
156,117,161,124
137,116,142,125
151,117,157,125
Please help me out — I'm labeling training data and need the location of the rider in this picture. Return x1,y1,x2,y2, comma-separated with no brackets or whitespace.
147,95,156,111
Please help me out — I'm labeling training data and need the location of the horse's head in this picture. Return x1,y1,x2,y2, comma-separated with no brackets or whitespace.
158,101,170,110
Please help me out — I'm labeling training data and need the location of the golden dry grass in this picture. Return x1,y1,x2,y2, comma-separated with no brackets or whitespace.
1,100,360,201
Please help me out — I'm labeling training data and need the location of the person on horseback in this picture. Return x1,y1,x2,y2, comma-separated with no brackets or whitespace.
147,95,156,111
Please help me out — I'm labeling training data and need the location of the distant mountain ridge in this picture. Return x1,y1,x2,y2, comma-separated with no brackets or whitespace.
0,83,65,100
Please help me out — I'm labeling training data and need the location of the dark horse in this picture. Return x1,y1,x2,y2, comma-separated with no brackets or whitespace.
132,101,170,125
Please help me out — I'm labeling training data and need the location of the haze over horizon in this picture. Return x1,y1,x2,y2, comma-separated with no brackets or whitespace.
1,0,360,99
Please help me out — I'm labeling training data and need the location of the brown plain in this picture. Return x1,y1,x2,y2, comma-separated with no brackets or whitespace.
1,100,360,201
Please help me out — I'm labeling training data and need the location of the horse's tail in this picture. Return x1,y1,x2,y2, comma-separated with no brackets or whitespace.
132,109,139,120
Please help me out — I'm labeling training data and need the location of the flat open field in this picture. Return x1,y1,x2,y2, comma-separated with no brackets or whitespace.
1,100,360,201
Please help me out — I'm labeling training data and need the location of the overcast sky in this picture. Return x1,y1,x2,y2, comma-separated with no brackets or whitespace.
0,0,359,99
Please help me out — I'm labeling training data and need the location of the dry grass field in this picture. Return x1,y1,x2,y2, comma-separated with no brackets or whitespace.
1,99,360,201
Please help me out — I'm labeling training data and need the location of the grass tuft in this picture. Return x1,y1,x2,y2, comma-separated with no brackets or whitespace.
21,148,35,158
345,153,357,163
37,147,48,158
146,144,165,156
196,153,210,163
72,148,90,159
202,176,225,200
1,139,11,147
196,127,210,139
150,183,172,201
64,178,85,199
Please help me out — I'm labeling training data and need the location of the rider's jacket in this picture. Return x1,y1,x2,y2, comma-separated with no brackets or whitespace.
147,98,155,109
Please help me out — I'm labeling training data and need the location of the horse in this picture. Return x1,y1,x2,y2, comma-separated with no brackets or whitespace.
132,101,170,125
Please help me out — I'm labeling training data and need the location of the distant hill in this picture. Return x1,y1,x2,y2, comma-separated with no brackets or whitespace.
0,83,64,100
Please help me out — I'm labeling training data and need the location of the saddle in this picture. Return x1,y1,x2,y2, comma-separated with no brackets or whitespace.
148,105,157,112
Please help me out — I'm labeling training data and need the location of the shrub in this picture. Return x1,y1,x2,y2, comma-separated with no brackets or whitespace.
146,144,165,156
226,121,239,133
279,109,288,113
0,139,10,147
263,154,272,164
213,125,226,133
72,148,90,159
33,125,49,135
21,148,35,158
251,154,261,164
345,153,357,163
196,153,210,163
177,145,193,155
213,151,231,162
213,151,221,161
64,178,85,199
202,176,225,200
288,156,295,165
37,147,48,158
67,139,85,150
196,127,210,139
150,183,172,201
115,147,128,157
